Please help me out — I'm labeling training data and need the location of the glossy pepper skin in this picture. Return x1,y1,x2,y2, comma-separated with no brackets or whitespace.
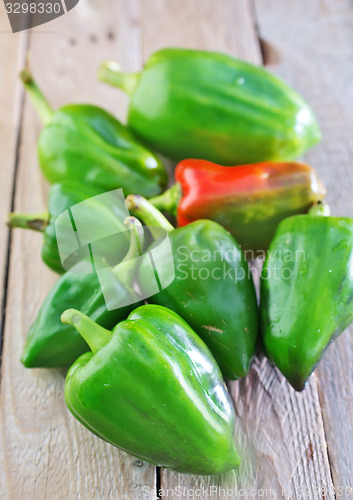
63,305,240,474
126,195,258,380
99,48,321,165
21,269,134,367
21,218,143,368
21,69,167,197
260,206,353,391
7,181,128,274
150,160,327,254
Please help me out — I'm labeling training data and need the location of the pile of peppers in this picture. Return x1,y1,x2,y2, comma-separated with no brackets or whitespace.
8,48,353,475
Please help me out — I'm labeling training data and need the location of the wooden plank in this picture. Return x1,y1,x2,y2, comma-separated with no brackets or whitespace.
317,332,353,493
0,1,156,499
253,0,353,491
0,6,28,497
139,0,335,497
227,0,262,65
0,4,27,326
160,363,333,499
140,0,261,63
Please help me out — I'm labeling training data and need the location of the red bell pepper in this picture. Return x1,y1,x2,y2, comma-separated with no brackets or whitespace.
150,160,326,256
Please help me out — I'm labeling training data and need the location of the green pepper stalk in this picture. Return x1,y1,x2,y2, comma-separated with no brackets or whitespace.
21,216,144,368
97,61,140,96
260,202,353,391
7,210,50,232
62,309,112,354
21,68,54,125
126,194,174,233
126,194,259,380
63,304,240,474
20,67,167,197
307,201,330,216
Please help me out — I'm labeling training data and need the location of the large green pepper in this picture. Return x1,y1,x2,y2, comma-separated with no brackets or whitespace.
21,218,142,368
63,305,240,474
21,69,167,197
126,195,258,380
260,205,353,391
7,181,127,274
99,48,321,165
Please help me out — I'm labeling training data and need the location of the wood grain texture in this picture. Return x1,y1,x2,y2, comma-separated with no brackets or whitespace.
140,0,261,64
161,363,333,499
0,4,27,322
0,1,156,499
254,0,353,493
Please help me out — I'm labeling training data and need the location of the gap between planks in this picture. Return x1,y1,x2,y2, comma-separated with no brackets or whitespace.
0,33,29,368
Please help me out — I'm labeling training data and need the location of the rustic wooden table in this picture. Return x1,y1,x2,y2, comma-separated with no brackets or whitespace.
0,0,352,498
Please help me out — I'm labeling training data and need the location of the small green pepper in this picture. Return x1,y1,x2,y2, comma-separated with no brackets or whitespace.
260,204,353,390
63,304,240,474
126,195,259,380
21,217,143,368
20,69,167,197
7,181,127,274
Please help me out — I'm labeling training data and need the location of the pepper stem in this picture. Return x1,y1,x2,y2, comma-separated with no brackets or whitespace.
61,309,112,354
126,195,174,233
98,61,140,96
121,216,143,261
309,201,331,217
149,183,182,217
20,68,54,125
111,217,144,286
6,211,50,232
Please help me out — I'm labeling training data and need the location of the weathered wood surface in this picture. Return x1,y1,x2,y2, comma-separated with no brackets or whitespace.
255,2,353,495
0,4,27,327
0,0,352,499
255,0,353,494
0,1,155,499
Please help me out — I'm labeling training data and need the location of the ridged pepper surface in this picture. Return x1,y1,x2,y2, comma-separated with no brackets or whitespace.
63,305,240,474
127,195,258,380
99,48,321,165
21,69,167,197
260,205,353,390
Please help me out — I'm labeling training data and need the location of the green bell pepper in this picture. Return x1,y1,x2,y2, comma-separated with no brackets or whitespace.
21,69,167,197
63,304,240,474
260,204,353,390
126,195,258,380
99,48,321,165
21,217,143,368
7,181,128,274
